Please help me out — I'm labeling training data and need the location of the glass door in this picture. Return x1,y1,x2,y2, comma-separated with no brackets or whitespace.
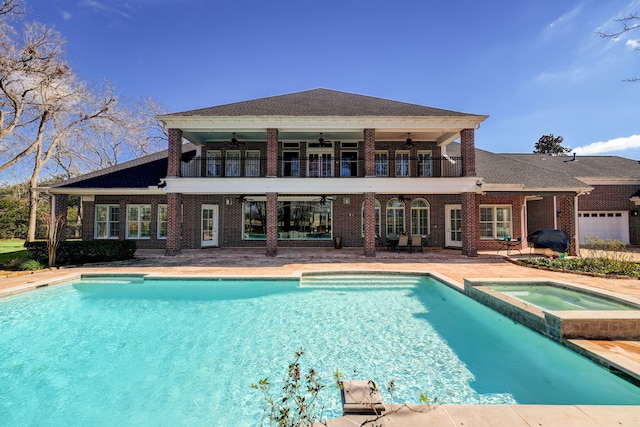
201,204,219,247
445,204,462,247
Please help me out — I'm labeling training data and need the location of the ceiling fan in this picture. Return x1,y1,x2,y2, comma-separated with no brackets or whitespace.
230,132,243,147
317,132,331,147
319,195,335,205
404,132,415,147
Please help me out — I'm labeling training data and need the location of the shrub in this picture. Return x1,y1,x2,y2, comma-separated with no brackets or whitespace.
19,259,44,271
25,240,137,265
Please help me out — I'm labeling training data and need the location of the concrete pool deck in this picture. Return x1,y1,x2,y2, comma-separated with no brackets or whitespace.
2,247,640,426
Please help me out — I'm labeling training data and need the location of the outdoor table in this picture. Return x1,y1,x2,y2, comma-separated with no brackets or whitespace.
497,239,522,256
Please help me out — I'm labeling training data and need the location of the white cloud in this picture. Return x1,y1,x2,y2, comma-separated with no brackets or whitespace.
80,0,132,19
573,135,640,155
626,39,640,49
547,5,583,31
60,10,72,20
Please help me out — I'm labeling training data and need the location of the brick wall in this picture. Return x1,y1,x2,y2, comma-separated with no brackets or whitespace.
86,195,169,250
475,194,526,251
526,198,556,235
460,128,476,177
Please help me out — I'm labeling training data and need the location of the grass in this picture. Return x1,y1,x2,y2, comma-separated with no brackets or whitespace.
0,239,29,266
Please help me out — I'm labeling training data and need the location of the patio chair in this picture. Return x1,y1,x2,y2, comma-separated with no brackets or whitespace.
411,235,423,253
397,235,409,252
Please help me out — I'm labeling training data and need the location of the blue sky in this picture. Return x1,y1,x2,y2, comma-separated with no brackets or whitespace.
24,0,640,159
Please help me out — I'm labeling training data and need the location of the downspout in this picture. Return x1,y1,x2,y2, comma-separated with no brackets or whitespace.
553,196,557,229
574,195,580,257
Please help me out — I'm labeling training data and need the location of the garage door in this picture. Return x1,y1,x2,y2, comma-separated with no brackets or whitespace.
578,211,629,244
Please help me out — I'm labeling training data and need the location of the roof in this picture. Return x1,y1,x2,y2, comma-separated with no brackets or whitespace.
54,143,197,189
447,144,590,190
500,154,640,180
164,88,484,118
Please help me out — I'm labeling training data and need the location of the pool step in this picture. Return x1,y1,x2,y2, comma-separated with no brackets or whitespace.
299,274,421,289
340,379,386,415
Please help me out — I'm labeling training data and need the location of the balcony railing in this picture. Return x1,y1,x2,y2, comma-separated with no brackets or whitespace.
180,156,463,178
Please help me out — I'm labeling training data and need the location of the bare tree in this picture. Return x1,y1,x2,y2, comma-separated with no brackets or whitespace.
0,0,24,16
1,12,167,241
54,95,168,175
597,13,640,82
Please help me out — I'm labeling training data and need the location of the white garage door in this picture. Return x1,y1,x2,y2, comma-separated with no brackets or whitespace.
578,211,629,244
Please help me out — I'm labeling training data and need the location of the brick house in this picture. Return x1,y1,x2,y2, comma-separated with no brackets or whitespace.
502,154,640,245
46,89,604,257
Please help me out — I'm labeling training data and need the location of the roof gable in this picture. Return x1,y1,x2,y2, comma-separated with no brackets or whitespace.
165,88,482,118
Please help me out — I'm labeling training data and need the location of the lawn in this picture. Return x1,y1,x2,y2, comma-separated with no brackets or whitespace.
0,239,28,264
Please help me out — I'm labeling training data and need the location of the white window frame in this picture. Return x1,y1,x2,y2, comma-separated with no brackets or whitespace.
244,150,261,177
411,198,430,236
127,204,152,239
206,150,221,177
480,205,512,240
375,151,388,176
395,150,410,177
95,204,120,239
361,199,381,237
417,150,432,177
157,204,168,239
225,150,241,177
386,198,405,235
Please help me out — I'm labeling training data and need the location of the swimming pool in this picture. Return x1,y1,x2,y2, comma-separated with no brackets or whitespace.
486,284,639,311
1,274,639,426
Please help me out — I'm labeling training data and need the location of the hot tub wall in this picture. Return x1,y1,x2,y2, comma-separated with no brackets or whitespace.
545,312,640,340
463,280,548,337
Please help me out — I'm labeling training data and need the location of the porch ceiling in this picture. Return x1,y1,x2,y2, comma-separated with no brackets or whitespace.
181,129,462,145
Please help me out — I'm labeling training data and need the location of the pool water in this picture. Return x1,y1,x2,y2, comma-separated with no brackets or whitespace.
487,284,638,310
1,275,640,426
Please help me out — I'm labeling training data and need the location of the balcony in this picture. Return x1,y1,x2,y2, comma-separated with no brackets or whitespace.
180,156,463,178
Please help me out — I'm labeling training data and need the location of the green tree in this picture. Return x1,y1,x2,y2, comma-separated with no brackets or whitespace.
533,134,571,156
0,197,28,238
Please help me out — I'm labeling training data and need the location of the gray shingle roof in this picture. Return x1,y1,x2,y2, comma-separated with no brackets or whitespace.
166,88,484,117
502,154,640,179
448,144,590,189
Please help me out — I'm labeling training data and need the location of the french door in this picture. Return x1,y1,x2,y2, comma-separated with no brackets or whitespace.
445,204,462,247
201,204,219,247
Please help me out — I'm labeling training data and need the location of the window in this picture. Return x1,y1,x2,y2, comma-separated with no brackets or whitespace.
417,151,432,177
340,151,358,177
361,199,381,237
95,205,119,239
245,150,261,177
308,152,332,177
127,204,151,239
395,150,410,177
411,198,430,236
225,150,241,177
375,151,388,176
386,198,405,235
480,205,512,239
282,151,300,177
157,204,167,239
206,150,221,177
243,200,332,240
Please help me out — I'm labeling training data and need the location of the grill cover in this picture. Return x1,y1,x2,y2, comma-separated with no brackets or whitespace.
526,229,569,253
